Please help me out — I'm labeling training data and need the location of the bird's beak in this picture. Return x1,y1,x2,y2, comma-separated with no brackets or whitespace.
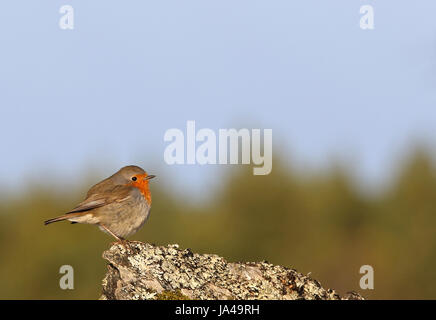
144,174,156,180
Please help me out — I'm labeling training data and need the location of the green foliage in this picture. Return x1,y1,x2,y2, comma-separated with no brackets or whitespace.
0,147,435,299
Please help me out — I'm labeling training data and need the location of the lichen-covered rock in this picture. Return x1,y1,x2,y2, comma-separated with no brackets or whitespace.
100,241,363,300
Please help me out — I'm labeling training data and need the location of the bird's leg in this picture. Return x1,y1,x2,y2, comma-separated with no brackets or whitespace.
99,223,122,241
99,224,132,253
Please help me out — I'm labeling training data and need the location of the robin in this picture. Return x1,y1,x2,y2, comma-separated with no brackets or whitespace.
44,165,155,244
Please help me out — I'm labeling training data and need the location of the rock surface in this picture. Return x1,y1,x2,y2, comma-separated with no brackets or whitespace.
100,241,363,300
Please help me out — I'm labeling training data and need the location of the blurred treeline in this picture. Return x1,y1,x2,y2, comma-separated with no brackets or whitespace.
0,147,436,299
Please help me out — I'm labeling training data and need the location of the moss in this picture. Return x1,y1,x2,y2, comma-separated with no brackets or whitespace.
155,290,191,300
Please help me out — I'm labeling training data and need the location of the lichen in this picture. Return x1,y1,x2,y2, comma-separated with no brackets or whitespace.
100,241,364,300
155,290,191,300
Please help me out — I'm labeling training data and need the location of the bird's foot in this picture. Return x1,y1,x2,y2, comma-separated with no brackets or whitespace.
116,239,138,254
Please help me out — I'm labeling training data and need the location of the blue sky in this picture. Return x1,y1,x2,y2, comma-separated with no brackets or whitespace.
1,1,436,196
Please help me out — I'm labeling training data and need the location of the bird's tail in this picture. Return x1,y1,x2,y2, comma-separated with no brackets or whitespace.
44,212,83,225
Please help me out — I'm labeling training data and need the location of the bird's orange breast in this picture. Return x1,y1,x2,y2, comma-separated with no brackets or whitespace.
130,175,152,205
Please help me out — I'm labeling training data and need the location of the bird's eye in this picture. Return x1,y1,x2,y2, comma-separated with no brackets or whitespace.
131,176,137,181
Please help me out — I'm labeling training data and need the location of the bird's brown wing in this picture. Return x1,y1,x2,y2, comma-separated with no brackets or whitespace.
67,184,134,214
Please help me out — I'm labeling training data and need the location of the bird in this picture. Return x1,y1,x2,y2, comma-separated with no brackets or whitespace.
44,165,155,244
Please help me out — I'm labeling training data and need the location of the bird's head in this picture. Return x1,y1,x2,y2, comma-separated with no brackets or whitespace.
114,165,155,184
113,165,155,203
